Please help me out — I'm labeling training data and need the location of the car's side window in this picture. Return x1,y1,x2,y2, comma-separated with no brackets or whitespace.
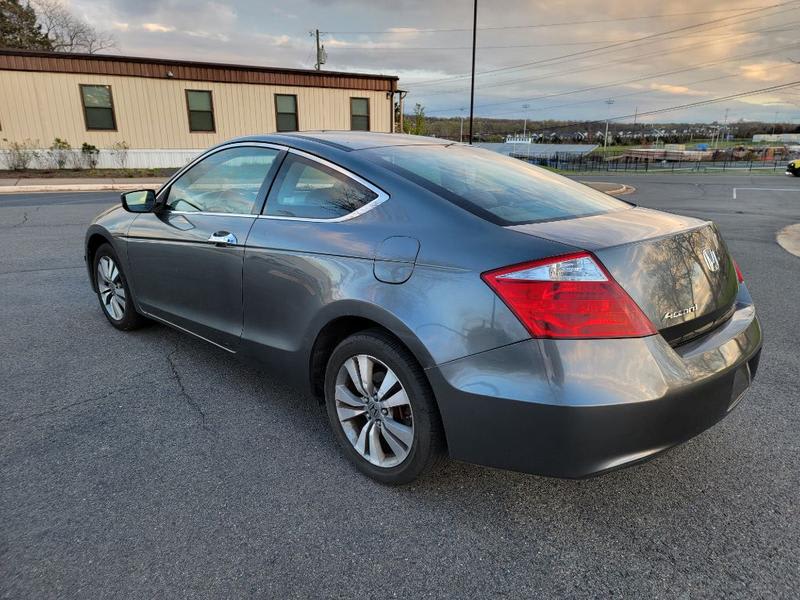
166,146,280,214
264,155,378,219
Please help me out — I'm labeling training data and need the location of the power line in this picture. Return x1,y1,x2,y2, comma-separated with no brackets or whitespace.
416,21,800,98
328,41,640,51
423,40,800,114
404,2,795,86
482,74,800,121
468,80,800,138
324,27,798,52
323,5,769,34
476,66,798,119
608,80,800,121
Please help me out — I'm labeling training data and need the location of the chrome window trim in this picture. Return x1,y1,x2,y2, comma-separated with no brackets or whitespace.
259,148,388,223
166,210,257,218
157,142,389,223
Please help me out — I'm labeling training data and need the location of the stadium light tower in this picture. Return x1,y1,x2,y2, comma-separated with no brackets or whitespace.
522,103,530,137
603,98,615,154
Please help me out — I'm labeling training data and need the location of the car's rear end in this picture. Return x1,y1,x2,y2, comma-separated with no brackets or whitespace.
364,142,762,477
432,212,761,477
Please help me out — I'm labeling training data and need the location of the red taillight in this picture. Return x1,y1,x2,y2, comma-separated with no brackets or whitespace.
481,252,656,339
732,258,744,283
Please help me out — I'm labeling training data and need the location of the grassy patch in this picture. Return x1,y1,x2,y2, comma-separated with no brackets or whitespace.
0,168,176,179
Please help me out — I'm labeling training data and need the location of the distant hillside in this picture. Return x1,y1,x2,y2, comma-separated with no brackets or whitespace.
408,116,800,144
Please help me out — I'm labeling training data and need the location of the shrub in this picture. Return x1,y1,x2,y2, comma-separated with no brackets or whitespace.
2,138,40,170
46,138,72,169
79,143,100,169
109,141,130,169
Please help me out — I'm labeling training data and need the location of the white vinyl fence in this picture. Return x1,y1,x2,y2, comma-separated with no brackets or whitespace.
0,149,202,170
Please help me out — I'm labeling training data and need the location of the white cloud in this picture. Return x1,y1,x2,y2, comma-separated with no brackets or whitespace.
740,62,793,83
650,83,709,97
141,23,175,33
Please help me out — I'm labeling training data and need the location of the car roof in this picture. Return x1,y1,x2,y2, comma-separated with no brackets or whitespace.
226,131,451,152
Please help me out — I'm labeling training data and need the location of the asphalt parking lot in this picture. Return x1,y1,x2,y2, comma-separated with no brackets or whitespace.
1,174,799,598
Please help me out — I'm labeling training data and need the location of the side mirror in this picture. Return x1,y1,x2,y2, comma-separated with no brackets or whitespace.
121,189,157,213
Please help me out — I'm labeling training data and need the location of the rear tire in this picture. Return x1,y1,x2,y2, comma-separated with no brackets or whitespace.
93,243,147,331
324,329,444,485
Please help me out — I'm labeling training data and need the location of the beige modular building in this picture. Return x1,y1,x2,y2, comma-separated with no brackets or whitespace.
0,49,399,168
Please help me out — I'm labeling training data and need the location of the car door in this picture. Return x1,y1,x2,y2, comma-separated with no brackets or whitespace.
241,151,388,369
126,144,284,351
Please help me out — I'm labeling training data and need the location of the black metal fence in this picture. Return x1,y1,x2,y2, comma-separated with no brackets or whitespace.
513,152,793,174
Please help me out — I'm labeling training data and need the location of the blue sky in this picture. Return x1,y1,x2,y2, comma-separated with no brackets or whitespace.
66,0,800,124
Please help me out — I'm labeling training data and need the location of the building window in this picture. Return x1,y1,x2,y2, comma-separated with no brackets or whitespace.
80,84,116,131
350,98,370,131
275,94,298,132
185,90,215,132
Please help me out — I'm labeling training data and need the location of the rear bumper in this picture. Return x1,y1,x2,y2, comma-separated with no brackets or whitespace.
427,286,762,478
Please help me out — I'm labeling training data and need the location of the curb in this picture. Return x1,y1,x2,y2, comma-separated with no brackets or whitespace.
581,181,636,196
777,223,800,258
0,182,164,194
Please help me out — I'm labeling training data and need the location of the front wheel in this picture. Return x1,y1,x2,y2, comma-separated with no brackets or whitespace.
93,243,147,331
324,329,444,485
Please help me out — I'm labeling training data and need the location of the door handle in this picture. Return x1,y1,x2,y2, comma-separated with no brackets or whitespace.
208,231,238,246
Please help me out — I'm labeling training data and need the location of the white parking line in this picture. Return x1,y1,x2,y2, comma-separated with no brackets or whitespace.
732,187,800,200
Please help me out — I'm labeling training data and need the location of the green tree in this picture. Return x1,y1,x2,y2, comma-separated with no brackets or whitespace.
404,103,426,136
0,0,52,50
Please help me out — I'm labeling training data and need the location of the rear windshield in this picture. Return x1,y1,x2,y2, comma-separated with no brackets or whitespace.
362,144,629,225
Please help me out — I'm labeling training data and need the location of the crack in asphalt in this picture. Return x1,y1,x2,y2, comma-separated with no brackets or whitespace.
13,210,29,228
9,205,40,228
0,388,124,424
165,344,211,432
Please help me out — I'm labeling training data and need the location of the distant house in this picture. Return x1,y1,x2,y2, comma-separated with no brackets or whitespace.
753,133,800,143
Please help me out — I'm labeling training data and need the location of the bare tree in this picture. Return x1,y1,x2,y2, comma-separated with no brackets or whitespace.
31,0,115,54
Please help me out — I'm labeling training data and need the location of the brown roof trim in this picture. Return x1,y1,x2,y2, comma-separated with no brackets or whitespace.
0,48,398,92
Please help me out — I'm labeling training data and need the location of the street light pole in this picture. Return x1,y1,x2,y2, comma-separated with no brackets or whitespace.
522,103,530,137
468,0,477,145
459,107,465,143
603,98,615,154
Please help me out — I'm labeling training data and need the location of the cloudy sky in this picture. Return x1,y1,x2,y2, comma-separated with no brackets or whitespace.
66,0,800,124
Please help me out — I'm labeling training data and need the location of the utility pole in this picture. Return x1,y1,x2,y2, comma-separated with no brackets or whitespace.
312,29,326,70
603,98,615,154
468,0,477,145
459,107,465,143
522,103,530,137
722,108,729,143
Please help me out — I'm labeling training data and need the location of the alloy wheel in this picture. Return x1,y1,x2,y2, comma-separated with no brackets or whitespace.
335,354,414,468
96,255,126,320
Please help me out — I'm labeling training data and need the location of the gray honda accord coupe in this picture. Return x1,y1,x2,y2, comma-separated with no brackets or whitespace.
85,132,762,484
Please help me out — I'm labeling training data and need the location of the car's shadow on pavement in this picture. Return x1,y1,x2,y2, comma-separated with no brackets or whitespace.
131,318,748,511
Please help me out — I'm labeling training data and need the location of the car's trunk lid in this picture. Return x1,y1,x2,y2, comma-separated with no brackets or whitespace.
509,207,739,344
